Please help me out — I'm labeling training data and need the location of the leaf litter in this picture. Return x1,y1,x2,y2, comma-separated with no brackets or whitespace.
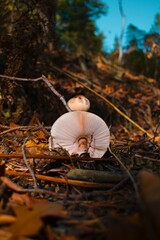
0,59,160,239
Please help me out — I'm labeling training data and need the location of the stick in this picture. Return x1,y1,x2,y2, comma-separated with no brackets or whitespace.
22,137,38,189
0,74,70,112
6,170,114,189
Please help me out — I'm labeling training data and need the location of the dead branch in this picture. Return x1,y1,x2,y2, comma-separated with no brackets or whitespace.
0,74,70,112
6,170,114,189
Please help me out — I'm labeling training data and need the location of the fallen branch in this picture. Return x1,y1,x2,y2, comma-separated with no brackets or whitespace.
6,170,114,189
67,168,125,183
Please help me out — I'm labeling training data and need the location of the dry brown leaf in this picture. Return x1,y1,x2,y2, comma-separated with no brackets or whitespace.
36,130,46,140
25,139,48,155
104,84,114,94
10,193,31,207
9,201,68,238
9,122,20,128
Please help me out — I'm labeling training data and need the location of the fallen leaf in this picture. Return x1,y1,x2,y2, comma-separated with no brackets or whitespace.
36,130,46,140
9,122,20,128
9,201,68,238
10,193,31,207
25,139,48,155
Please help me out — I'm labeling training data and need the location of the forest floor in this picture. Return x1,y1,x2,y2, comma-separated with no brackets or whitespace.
0,56,160,240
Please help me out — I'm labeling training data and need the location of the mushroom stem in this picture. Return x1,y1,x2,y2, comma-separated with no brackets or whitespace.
77,137,89,152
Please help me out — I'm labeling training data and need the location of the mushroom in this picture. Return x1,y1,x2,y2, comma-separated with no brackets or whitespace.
49,111,110,158
67,95,90,111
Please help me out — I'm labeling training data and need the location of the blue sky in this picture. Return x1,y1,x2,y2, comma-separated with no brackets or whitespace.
96,0,160,52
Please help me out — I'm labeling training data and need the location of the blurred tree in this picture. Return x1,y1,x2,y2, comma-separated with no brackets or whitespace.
122,25,147,75
150,13,160,35
118,0,125,63
123,50,146,75
113,35,120,51
144,13,160,81
125,24,146,51
0,0,57,123
0,0,57,77
109,36,119,62
56,0,107,57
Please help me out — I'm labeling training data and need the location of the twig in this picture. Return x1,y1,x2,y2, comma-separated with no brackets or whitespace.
0,74,70,112
42,75,71,112
109,146,140,203
107,176,129,192
24,188,65,198
6,170,114,189
53,66,153,138
22,137,38,189
0,126,45,136
0,74,42,81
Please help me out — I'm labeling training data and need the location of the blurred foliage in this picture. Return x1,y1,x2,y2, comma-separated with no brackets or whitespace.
123,50,146,75
125,24,146,50
0,0,108,75
114,13,160,83
56,0,107,57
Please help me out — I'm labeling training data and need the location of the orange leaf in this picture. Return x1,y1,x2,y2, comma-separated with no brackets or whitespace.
9,201,68,238
37,130,46,140
9,122,20,128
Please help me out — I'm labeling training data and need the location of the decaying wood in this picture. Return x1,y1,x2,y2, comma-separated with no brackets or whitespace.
67,168,125,183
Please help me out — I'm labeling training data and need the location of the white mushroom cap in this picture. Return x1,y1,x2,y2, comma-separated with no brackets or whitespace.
49,111,110,158
67,95,90,111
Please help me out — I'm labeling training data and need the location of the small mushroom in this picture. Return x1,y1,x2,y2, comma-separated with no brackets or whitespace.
49,111,110,158
67,95,90,111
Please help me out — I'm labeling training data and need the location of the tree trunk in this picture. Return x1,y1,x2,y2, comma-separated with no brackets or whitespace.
0,0,58,124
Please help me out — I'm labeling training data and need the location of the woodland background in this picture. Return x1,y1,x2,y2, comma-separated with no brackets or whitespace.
0,1,160,240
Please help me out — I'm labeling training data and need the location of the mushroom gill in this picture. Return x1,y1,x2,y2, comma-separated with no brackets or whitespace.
49,111,110,158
